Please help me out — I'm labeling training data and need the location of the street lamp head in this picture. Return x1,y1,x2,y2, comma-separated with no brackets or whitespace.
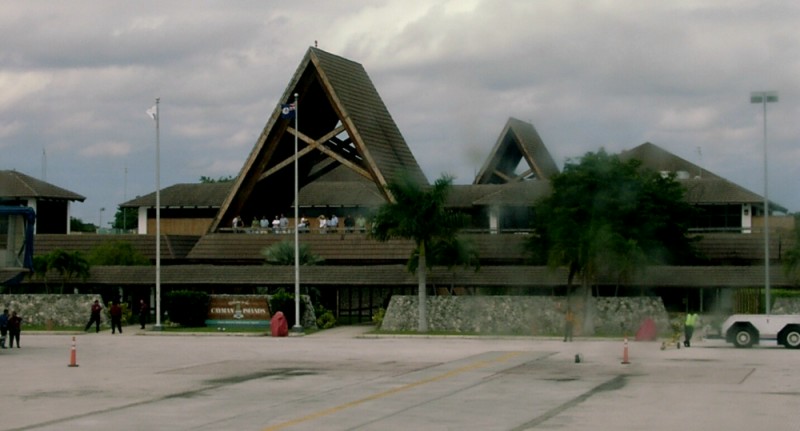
751,91,779,104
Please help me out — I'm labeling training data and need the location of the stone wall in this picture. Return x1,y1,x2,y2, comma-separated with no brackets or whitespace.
771,298,800,314
0,294,102,327
381,295,671,336
0,294,318,329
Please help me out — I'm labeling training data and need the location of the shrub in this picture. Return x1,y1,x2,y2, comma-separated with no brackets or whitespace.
163,291,210,327
372,307,385,328
316,308,336,329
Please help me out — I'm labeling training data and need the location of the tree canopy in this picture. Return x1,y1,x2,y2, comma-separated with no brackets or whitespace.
32,249,90,293
199,175,235,183
529,149,698,291
87,240,150,266
112,206,138,231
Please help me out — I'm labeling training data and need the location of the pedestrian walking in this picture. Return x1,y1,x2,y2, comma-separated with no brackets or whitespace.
84,299,103,333
684,312,698,347
110,301,123,334
8,311,22,348
138,299,148,329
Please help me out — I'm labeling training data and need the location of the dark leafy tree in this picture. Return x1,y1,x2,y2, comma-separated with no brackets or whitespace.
529,150,698,312
112,206,138,231
371,173,469,332
199,175,235,183
87,240,150,266
70,217,96,233
32,249,91,293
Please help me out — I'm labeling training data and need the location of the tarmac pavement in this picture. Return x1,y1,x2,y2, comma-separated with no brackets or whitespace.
2,325,799,431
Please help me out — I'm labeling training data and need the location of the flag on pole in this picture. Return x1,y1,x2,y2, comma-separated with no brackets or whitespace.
280,102,295,120
146,105,158,120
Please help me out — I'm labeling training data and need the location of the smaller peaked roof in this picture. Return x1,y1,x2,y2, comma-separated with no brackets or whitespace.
121,182,232,208
0,170,85,201
619,142,721,180
474,117,559,184
621,142,786,212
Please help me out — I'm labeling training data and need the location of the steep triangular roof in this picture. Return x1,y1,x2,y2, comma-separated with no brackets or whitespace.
473,117,559,184
210,47,427,232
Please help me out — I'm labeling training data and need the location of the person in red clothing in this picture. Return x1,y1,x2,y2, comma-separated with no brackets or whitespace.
110,301,123,334
8,311,22,348
84,299,103,333
138,299,148,330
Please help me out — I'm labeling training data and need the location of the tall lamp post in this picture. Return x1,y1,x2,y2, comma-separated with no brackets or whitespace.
750,91,778,315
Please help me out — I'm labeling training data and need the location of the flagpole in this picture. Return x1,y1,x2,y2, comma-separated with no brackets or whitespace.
293,93,302,333
154,97,162,331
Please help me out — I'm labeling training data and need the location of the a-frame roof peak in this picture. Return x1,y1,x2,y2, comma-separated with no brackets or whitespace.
473,117,559,184
209,47,427,232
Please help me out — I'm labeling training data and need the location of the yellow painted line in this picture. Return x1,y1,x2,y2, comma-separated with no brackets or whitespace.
262,351,524,431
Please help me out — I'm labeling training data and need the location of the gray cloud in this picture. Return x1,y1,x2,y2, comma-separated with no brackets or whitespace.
1,0,797,225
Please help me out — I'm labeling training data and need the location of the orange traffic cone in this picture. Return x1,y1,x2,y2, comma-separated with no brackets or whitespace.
68,336,79,367
621,337,630,365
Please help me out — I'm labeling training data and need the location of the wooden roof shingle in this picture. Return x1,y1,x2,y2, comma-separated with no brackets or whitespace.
26,264,795,288
0,170,85,202
121,182,232,208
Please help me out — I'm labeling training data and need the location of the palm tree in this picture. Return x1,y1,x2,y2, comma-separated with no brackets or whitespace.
40,249,90,294
371,173,467,332
261,241,323,266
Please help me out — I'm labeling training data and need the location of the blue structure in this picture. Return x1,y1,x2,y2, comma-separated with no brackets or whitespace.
0,205,36,271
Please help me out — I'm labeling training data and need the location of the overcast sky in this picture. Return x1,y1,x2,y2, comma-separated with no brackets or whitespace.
2,1,798,225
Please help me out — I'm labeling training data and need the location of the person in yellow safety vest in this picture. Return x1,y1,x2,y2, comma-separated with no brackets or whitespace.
684,312,699,347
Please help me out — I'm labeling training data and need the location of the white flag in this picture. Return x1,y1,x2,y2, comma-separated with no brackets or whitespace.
146,105,158,120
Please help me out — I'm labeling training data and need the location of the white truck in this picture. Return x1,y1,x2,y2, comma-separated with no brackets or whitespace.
721,314,800,348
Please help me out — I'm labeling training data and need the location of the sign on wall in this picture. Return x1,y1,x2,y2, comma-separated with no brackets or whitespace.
206,295,271,328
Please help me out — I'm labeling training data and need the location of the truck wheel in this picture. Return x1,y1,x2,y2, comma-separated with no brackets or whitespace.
784,329,800,349
733,328,755,348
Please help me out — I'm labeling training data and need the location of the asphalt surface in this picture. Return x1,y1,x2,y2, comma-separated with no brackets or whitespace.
2,325,798,431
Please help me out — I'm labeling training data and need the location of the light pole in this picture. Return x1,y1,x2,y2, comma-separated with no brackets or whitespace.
750,91,778,314
292,93,302,333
